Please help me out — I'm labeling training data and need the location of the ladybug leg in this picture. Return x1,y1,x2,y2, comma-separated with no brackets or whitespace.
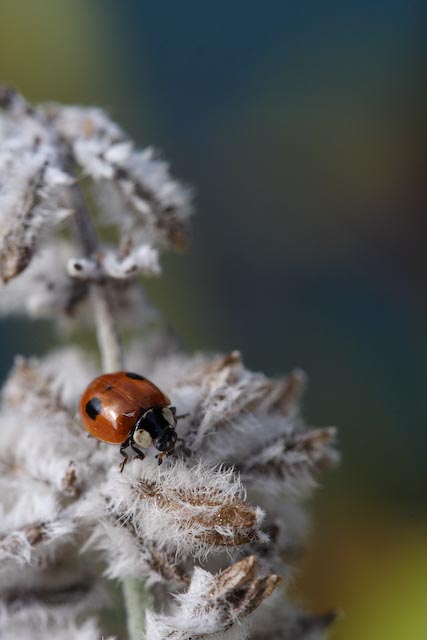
176,437,191,458
155,451,167,465
130,442,146,462
119,443,129,473
170,407,190,421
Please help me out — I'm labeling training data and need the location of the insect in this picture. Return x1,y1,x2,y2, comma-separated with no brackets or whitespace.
79,371,178,471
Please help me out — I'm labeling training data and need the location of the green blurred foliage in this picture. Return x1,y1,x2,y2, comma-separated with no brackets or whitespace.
0,1,112,102
295,499,427,639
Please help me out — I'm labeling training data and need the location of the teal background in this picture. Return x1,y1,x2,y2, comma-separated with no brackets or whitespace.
0,2,426,637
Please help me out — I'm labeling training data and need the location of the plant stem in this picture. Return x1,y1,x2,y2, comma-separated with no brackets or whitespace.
69,178,149,640
69,181,123,372
122,578,153,640
90,286,123,373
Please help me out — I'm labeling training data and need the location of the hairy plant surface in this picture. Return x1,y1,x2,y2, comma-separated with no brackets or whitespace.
0,88,338,640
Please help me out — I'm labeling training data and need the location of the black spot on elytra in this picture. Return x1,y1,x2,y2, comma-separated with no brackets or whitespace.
125,372,145,381
86,397,102,420
104,384,113,391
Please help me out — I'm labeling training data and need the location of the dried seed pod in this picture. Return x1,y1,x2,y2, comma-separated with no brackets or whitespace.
146,556,281,640
84,460,267,561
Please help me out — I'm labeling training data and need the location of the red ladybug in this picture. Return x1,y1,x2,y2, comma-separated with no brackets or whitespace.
79,371,177,471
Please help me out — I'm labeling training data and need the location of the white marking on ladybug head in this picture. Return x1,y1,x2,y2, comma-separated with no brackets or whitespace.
162,407,175,426
133,428,153,449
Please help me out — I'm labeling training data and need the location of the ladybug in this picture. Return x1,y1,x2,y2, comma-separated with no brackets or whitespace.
79,371,178,471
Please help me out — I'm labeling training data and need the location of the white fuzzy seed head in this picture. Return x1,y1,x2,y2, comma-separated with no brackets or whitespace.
0,87,339,640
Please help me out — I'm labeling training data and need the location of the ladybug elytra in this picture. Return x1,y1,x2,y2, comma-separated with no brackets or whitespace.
79,371,178,471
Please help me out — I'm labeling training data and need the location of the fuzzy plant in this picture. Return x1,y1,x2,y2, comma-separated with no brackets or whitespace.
0,87,339,640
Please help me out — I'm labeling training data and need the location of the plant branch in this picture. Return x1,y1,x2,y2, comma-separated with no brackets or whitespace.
68,172,150,639
68,180,123,372
122,578,153,640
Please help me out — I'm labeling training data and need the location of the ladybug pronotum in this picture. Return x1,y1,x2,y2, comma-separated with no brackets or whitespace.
79,371,178,471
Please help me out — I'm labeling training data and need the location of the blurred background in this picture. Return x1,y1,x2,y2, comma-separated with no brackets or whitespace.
0,1,426,637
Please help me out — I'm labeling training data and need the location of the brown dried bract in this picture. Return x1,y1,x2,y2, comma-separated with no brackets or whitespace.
0,164,47,283
208,555,281,624
243,425,338,480
259,369,307,416
0,522,46,558
136,480,261,546
2,357,70,418
145,542,190,585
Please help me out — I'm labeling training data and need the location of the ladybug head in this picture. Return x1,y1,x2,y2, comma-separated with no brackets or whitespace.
136,406,177,453
154,426,177,452
152,406,177,452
